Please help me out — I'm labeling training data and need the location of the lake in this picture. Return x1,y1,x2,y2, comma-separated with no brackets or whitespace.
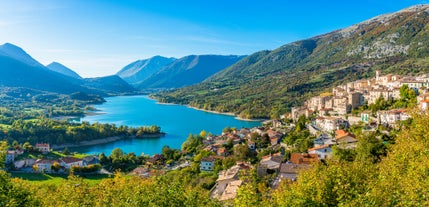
77,95,261,155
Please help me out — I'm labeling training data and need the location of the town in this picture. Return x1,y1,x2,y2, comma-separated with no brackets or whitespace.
3,70,428,203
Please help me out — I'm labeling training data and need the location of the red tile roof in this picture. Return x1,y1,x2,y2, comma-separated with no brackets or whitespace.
60,157,82,164
290,153,318,165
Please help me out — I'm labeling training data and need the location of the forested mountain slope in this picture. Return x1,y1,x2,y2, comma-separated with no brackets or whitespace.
155,5,429,119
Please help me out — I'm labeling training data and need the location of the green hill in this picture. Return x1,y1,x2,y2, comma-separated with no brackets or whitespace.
154,5,429,119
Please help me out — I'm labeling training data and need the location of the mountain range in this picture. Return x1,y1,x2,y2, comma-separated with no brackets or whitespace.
117,56,177,86
117,55,244,90
0,43,134,96
0,42,244,98
155,4,429,119
135,55,245,90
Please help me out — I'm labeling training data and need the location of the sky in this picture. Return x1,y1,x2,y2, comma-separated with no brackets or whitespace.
0,0,427,77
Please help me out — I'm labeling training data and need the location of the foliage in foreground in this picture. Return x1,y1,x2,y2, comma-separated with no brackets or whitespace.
268,111,429,206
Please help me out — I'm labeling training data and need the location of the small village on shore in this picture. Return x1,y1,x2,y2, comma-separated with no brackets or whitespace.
4,70,429,202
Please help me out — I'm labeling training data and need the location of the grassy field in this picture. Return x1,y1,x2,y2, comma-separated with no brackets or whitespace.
11,172,111,185
16,151,90,160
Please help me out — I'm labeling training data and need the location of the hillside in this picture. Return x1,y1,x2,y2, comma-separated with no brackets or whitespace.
117,56,176,86
155,5,429,119
83,75,136,94
137,55,245,90
0,43,136,96
46,62,82,79
0,52,96,95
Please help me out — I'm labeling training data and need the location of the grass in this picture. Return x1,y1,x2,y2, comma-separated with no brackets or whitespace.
17,151,91,160
0,123,11,129
11,172,111,186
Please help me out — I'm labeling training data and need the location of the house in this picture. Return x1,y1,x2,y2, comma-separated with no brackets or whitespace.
35,143,50,154
420,100,429,111
290,153,318,164
217,147,229,157
335,130,358,149
257,153,283,176
291,106,307,123
60,157,85,169
5,150,15,163
34,159,54,173
316,117,349,132
83,155,100,165
267,129,283,146
14,158,36,169
218,180,243,201
377,109,411,127
248,141,256,150
278,162,311,181
313,133,334,147
131,167,149,177
146,154,165,166
308,144,333,160
211,163,250,201
200,156,215,171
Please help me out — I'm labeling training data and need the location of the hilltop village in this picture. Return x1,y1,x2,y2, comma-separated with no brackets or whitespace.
4,71,429,203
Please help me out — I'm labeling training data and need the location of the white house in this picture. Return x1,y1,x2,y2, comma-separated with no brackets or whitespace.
34,159,54,173
315,117,349,132
35,143,50,154
377,109,410,127
308,144,333,160
420,100,429,111
60,157,85,169
200,156,215,171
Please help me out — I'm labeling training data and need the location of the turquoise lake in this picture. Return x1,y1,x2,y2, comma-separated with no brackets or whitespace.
77,95,261,155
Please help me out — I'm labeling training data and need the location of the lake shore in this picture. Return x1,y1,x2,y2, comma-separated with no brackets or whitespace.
51,133,166,150
150,98,263,121
187,106,264,122
51,136,125,150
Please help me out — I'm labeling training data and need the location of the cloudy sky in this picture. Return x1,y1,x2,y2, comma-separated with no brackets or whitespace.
0,0,426,77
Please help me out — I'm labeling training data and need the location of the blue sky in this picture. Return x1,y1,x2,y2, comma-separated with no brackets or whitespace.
0,0,426,77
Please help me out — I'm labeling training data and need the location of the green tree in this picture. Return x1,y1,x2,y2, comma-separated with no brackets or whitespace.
0,171,39,206
110,148,124,161
63,147,70,155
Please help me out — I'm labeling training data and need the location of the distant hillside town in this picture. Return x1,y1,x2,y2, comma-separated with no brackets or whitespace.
292,70,428,121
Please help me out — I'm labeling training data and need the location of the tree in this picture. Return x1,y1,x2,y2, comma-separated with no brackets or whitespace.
63,147,70,155
0,171,39,206
110,148,124,161
199,130,207,138
234,144,251,161
0,141,7,168
51,161,61,172
99,152,109,165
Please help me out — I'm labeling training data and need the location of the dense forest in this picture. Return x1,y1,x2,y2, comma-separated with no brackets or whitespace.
0,117,161,145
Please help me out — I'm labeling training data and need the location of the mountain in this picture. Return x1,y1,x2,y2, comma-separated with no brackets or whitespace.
117,56,176,86
0,43,135,96
0,44,96,95
0,43,45,68
83,75,136,94
46,62,82,79
154,4,429,119
137,55,245,89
